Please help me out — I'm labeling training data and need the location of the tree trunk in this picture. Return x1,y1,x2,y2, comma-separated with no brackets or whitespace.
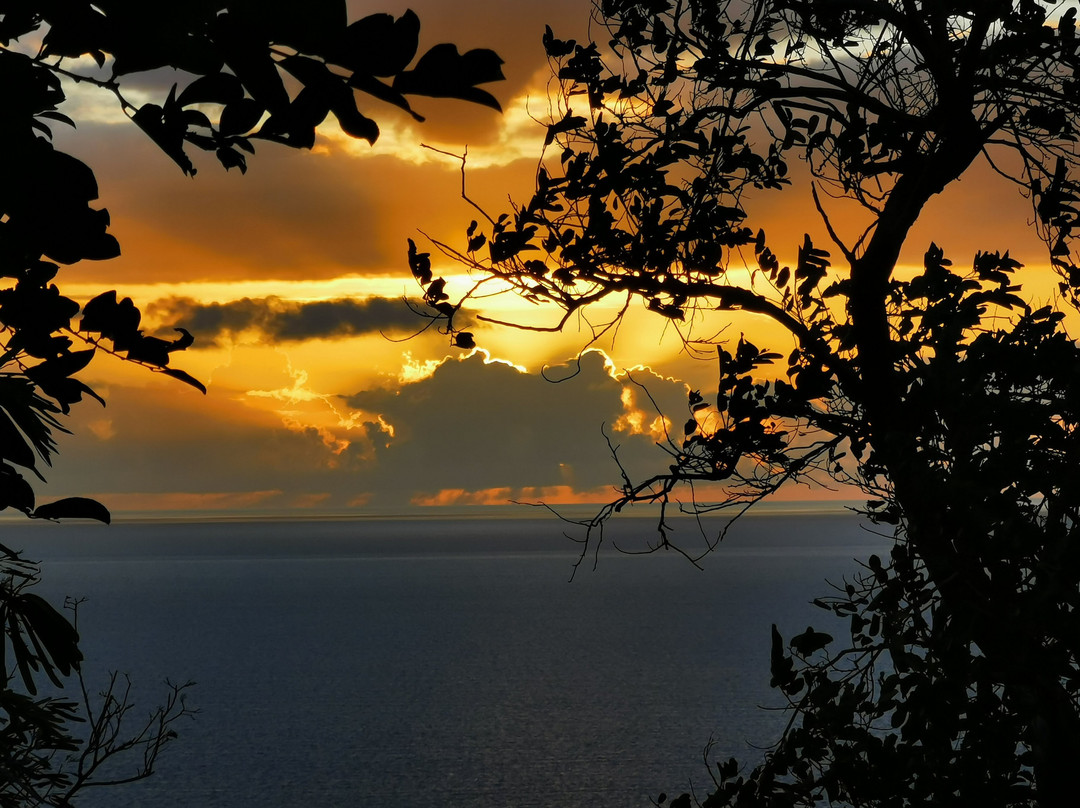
845,134,1080,806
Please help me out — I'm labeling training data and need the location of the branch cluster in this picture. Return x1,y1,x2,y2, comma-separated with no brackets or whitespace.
416,2,1080,804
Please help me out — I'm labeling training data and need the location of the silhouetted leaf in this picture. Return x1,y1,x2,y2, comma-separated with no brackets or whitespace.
0,463,35,514
80,292,141,341
408,239,433,284
15,593,82,675
213,12,290,115
278,52,378,141
26,349,95,381
133,101,196,176
543,25,576,57
545,111,587,146
0,410,36,469
33,496,110,524
216,146,248,173
348,72,422,121
159,368,207,394
172,328,195,351
219,98,264,136
39,3,108,61
331,96,379,143
177,73,245,107
337,11,420,76
769,624,795,688
393,44,504,110
124,336,172,366
7,610,38,693
258,86,331,149
790,627,833,655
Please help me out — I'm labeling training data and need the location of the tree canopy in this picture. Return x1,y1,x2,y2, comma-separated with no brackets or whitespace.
411,1,1080,805
0,2,502,802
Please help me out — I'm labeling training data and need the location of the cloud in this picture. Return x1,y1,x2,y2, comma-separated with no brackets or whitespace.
343,349,691,505
409,484,625,507
43,3,594,289
42,348,693,514
320,91,551,170
146,295,466,344
53,121,541,286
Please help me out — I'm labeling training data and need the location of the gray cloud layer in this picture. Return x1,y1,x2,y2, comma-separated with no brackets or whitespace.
148,295,469,343
345,350,682,500
46,350,688,512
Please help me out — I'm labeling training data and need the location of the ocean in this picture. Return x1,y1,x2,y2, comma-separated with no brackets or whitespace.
9,512,885,807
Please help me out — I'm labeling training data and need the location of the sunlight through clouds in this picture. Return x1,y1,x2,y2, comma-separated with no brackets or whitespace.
245,365,325,404
318,89,550,169
612,386,674,443
22,0,1072,526
398,351,444,383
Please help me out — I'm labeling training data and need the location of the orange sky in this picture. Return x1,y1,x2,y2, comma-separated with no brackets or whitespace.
32,3,1063,517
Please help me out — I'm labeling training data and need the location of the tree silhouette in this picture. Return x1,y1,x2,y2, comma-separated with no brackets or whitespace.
412,1,1080,805
1,3,501,802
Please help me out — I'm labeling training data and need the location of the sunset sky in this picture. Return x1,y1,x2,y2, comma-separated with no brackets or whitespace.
37,1,1059,517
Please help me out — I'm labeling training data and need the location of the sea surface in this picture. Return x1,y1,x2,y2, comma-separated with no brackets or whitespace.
8,512,887,807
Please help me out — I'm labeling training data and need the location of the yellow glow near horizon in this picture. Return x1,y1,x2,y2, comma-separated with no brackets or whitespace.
62,276,425,307
61,260,1064,308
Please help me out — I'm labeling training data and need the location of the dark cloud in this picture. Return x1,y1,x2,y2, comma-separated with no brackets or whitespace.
147,295,469,343
43,4,593,287
54,124,392,281
344,350,687,503
52,122,539,284
45,383,361,501
42,350,689,513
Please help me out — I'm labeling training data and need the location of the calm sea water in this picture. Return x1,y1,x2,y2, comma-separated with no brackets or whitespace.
9,513,885,807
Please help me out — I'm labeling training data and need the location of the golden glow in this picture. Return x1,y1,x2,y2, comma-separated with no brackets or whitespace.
467,347,528,373
39,15,1073,515
246,365,327,405
410,485,621,507
319,90,549,169
612,380,675,442
398,351,445,383
65,278,424,309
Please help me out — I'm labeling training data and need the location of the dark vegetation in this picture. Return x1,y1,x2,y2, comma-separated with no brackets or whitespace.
411,1,1080,805
0,2,501,802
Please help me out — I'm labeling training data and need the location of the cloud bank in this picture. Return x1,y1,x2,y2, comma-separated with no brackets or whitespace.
147,295,470,344
45,349,691,513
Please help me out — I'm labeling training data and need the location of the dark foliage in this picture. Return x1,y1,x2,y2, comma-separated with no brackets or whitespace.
414,1,1080,805
1,3,501,802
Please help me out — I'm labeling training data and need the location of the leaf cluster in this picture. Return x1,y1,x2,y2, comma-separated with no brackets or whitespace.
416,0,1080,346
418,2,1080,803
5,2,503,174
642,244,1080,806
700,539,1036,807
